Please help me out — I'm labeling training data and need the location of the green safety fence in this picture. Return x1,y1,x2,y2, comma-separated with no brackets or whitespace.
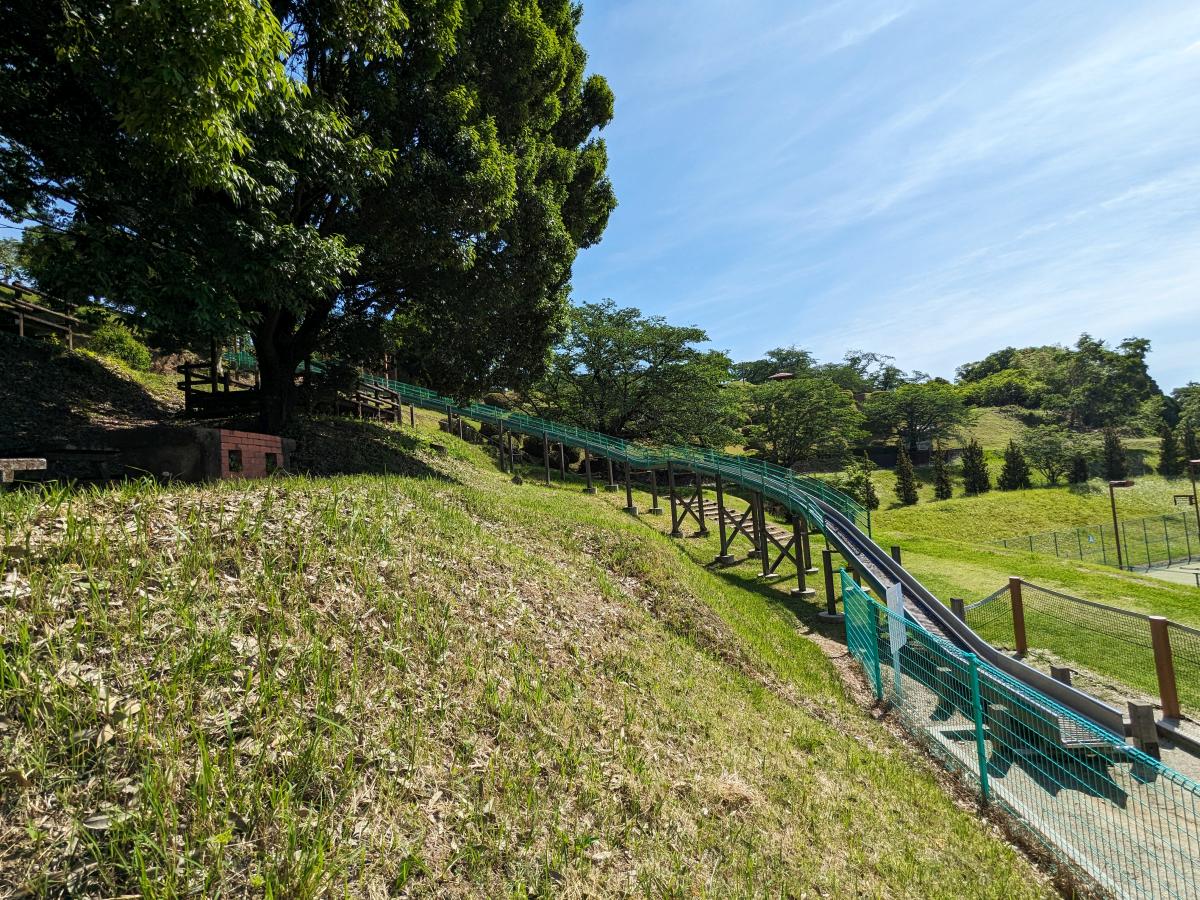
996,510,1200,573
842,570,1200,899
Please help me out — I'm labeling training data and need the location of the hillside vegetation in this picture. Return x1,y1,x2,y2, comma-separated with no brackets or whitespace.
0,412,1049,898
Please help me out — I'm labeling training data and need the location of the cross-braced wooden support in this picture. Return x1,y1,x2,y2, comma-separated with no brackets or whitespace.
669,468,708,537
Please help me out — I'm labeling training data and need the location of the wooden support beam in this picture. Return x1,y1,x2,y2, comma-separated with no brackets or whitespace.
1009,577,1028,656
950,598,966,620
624,462,637,514
559,442,566,481
695,476,708,536
648,468,663,514
714,473,735,563
668,462,682,536
584,449,596,494
819,549,841,620
543,433,551,486
1150,617,1181,720
605,457,618,491
790,516,813,596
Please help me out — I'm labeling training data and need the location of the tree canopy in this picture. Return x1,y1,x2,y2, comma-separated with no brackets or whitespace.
743,376,865,468
529,300,737,448
863,381,970,451
2,0,615,429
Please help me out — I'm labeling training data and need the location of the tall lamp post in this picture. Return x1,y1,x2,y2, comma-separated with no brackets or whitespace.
1189,459,1200,540
1109,479,1135,570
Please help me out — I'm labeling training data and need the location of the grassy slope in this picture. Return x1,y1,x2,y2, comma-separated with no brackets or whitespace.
0,412,1049,898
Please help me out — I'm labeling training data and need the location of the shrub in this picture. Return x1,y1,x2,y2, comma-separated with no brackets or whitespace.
1158,426,1183,477
89,322,151,371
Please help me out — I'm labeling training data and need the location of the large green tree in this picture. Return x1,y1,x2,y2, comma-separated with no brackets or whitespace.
863,381,970,452
2,1,615,429
529,301,737,447
744,375,865,468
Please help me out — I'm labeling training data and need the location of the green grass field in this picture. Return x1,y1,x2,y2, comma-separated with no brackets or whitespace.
0,411,1051,898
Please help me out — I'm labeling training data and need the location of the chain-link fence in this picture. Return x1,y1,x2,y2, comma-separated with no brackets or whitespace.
995,509,1200,574
842,571,1200,899
963,579,1200,719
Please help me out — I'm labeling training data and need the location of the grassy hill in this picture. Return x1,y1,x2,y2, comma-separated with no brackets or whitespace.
0,411,1051,898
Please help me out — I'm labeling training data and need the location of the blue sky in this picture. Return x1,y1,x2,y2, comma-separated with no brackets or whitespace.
572,1,1200,390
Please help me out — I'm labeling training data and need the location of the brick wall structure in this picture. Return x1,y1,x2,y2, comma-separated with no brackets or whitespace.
215,429,285,479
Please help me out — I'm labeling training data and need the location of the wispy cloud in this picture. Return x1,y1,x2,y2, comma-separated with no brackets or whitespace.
575,0,1200,387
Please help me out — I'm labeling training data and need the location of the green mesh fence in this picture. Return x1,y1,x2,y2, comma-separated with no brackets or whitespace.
843,570,1200,898
996,510,1200,573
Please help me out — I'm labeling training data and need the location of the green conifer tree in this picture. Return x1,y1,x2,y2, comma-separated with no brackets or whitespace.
894,444,919,506
1158,425,1183,477
1102,428,1128,481
998,440,1032,490
961,439,991,495
1067,452,1091,485
933,450,953,500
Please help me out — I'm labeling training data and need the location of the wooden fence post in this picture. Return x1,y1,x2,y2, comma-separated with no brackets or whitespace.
1149,617,1181,720
1009,577,1028,656
950,598,966,620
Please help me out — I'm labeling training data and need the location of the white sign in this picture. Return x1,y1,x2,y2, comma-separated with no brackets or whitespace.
886,582,906,654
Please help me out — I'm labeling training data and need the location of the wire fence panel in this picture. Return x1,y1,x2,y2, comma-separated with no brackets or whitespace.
998,511,1200,573
841,571,1200,899
964,584,1016,649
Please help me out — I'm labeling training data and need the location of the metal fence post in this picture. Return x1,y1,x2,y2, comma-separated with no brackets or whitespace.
967,654,991,803
1149,617,1182,720
1009,577,1028,656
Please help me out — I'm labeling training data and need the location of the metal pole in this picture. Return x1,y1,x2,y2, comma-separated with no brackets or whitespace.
1110,482,1123,570
1143,518,1152,568
1191,460,1200,542
967,655,991,803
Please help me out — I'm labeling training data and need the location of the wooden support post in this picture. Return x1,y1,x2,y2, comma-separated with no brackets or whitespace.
791,516,814,597
605,457,618,491
950,598,966,620
584,450,596,494
668,462,682,536
559,442,566,481
409,404,415,427
714,473,735,563
819,548,841,619
624,463,637,514
695,476,708,536
757,494,770,578
498,422,507,472
1150,617,1181,720
890,545,902,565
1009,577,1028,657
648,468,663,514
800,521,815,572
543,433,551,486
1128,702,1161,763
457,416,464,439
1050,666,1072,686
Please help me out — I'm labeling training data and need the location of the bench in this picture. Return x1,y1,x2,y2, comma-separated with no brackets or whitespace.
0,458,47,484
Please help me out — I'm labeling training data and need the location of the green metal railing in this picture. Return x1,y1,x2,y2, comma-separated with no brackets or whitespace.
358,372,871,535
843,571,1200,898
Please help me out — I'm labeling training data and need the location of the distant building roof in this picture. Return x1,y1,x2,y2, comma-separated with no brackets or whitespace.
767,371,795,381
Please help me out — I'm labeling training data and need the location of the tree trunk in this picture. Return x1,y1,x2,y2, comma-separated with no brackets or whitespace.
253,316,302,434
